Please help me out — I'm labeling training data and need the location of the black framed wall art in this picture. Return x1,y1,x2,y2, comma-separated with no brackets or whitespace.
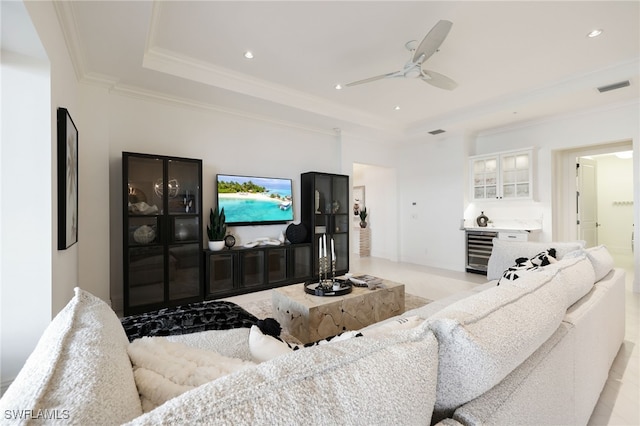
57,107,78,250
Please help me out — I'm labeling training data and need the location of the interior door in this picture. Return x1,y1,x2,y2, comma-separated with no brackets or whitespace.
577,157,598,247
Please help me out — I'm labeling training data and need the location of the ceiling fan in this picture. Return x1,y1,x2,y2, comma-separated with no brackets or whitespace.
346,20,457,90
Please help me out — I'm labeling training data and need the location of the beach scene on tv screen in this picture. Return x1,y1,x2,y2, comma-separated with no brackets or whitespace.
217,175,293,224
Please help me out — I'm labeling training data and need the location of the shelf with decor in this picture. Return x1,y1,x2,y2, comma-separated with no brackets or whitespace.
122,152,203,316
300,172,350,279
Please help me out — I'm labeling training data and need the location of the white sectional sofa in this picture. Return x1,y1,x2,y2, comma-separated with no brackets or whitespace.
0,242,625,425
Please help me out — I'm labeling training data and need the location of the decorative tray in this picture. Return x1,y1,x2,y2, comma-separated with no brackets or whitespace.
304,279,352,297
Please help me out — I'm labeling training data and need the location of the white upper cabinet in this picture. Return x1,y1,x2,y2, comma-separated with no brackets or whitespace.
471,149,533,201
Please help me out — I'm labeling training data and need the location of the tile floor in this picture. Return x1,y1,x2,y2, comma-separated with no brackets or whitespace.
225,252,639,425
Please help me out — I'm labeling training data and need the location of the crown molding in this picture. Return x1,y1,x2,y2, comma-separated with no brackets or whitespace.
106,82,343,138
477,97,640,138
141,46,400,135
52,0,86,81
405,58,640,138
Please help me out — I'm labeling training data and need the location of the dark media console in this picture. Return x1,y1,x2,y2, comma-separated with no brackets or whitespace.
204,243,312,299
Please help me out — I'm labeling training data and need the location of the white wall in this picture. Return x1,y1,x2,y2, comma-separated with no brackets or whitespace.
595,154,635,253
396,133,470,271
25,0,82,312
75,90,348,311
0,50,52,393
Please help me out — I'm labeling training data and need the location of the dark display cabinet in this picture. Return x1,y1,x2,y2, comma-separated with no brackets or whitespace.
123,152,203,315
300,172,350,279
205,243,312,299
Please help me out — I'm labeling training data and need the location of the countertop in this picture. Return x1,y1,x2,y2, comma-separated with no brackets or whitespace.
462,220,542,233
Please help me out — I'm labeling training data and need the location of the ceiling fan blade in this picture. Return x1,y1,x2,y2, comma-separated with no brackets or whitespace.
345,71,401,87
412,20,453,64
421,70,457,90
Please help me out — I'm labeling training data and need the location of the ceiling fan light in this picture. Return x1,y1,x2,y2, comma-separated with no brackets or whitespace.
404,68,422,79
243,51,254,59
394,105,401,111
334,84,343,90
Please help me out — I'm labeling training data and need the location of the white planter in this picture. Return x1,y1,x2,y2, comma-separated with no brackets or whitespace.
208,240,225,251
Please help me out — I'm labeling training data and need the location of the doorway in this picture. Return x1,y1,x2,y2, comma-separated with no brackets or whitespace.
555,141,634,262
352,163,398,261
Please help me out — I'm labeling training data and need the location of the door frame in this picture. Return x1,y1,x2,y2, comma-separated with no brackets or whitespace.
553,140,632,243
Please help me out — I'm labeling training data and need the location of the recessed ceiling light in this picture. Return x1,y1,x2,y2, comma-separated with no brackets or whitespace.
615,151,633,159
243,51,254,59
587,29,603,38
334,84,343,90
394,105,401,111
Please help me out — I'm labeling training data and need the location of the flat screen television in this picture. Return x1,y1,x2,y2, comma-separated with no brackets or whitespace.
216,174,293,225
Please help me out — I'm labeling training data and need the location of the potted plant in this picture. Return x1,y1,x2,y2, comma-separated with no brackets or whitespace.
207,207,226,251
359,207,368,228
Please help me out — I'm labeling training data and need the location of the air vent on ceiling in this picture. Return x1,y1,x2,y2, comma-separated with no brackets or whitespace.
428,129,446,135
597,80,630,93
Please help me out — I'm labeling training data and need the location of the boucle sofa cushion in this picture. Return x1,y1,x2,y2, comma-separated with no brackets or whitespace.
540,254,595,308
452,323,574,426
0,288,143,424
124,325,440,425
567,245,615,282
128,337,256,412
427,271,567,414
584,245,615,282
487,239,584,280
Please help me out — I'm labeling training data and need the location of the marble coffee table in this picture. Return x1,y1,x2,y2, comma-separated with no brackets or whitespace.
272,279,405,344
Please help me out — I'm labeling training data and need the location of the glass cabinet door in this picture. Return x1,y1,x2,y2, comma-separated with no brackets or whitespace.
168,243,201,301
240,250,265,287
332,233,349,273
291,245,312,280
128,246,164,307
314,174,332,215
267,248,288,284
501,152,530,199
472,157,498,200
167,159,201,215
206,252,236,296
127,156,164,216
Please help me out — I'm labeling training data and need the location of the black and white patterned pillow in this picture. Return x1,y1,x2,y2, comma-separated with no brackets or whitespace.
497,249,557,286
530,248,557,267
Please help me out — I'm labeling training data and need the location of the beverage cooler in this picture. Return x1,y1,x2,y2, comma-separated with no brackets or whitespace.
465,230,498,274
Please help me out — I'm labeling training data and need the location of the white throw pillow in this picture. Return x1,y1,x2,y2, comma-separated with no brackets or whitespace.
248,325,297,362
248,325,362,363
586,245,615,282
128,337,256,412
0,288,143,424
248,316,423,363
